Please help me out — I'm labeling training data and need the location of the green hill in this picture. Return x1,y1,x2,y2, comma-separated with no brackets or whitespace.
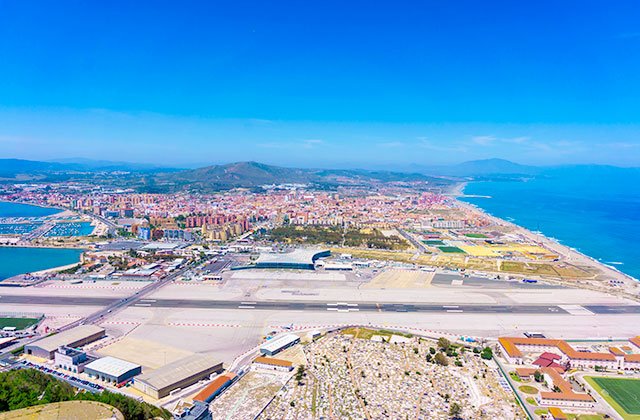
154,161,454,192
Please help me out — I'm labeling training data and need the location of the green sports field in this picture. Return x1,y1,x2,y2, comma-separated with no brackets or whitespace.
0,317,40,330
423,240,445,245
437,246,466,253
464,233,488,238
586,376,640,418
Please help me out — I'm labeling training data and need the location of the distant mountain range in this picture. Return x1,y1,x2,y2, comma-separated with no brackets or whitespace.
1,157,637,192
0,159,67,178
0,158,181,182
50,158,180,172
152,161,454,192
406,158,540,177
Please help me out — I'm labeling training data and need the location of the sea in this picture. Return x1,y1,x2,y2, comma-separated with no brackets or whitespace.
0,201,84,281
0,201,61,218
460,167,640,281
0,247,83,281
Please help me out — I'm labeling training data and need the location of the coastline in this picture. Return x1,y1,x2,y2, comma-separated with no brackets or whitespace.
453,182,638,287
30,262,81,276
0,243,87,250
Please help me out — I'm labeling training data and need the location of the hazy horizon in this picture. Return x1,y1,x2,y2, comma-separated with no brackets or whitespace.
3,154,640,173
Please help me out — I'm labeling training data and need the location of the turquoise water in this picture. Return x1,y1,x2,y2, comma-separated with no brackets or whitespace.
0,201,61,218
0,247,83,280
0,202,85,280
461,169,640,281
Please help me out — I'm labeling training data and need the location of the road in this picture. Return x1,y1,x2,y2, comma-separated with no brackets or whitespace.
84,211,118,229
0,265,193,358
62,265,193,331
3,294,639,315
398,228,429,253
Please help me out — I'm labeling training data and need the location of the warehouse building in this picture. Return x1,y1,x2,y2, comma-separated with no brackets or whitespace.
0,337,17,350
133,354,223,399
253,356,294,372
25,325,105,359
192,372,237,403
84,356,142,385
260,333,300,356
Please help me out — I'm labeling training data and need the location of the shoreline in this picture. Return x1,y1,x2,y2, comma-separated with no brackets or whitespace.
0,243,87,250
30,262,81,276
454,182,638,285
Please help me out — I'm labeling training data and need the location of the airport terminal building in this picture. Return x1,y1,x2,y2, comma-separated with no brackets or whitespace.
252,249,330,270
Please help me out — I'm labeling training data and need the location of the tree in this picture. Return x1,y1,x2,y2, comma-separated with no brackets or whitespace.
0,369,170,419
449,402,462,418
438,337,451,351
480,347,493,360
533,370,544,382
434,352,449,366
295,365,305,384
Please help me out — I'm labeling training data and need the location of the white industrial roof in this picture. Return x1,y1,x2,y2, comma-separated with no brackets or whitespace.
256,248,328,265
85,356,140,377
135,353,221,390
260,333,299,353
141,242,180,250
0,336,16,346
27,325,104,352
324,262,353,270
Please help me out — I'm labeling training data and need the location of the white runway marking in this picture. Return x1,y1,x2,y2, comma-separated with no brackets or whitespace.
559,305,594,316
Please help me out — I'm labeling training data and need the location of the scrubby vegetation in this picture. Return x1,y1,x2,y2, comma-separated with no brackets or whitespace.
0,369,170,420
266,225,409,250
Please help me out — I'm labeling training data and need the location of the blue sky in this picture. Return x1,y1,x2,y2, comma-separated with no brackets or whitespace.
0,1,639,168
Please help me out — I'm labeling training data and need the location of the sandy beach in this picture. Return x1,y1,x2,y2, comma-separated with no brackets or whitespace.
452,187,639,300
30,261,81,276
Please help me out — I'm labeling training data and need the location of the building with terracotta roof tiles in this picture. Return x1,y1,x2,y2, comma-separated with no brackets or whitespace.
192,372,237,404
253,356,294,372
630,336,640,349
498,336,640,370
514,367,538,379
548,407,568,420
537,367,594,408
609,347,625,356
624,353,640,369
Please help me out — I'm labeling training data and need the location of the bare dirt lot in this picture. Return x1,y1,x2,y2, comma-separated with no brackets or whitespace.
363,269,434,289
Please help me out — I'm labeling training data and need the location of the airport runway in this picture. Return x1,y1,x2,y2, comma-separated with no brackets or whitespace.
2,294,639,315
